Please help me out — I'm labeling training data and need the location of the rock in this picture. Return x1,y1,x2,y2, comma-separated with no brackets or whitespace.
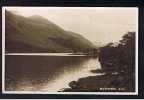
90,69,105,73
69,81,77,89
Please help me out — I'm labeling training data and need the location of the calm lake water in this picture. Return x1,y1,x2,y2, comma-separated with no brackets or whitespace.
5,53,102,92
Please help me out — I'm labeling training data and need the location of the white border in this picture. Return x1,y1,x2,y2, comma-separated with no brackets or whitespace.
2,7,138,95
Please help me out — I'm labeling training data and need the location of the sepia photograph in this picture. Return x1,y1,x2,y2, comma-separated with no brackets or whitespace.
2,7,138,95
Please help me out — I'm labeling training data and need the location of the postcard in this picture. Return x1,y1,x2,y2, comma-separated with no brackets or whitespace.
2,7,138,95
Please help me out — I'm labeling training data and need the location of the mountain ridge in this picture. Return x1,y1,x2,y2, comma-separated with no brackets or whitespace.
5,10,96,53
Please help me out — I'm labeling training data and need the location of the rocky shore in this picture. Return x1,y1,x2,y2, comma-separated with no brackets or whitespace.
61,70,135,92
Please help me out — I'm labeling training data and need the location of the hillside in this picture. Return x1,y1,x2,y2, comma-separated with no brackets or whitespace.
5,11,95,53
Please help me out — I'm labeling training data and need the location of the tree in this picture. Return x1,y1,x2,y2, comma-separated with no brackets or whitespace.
99,32,135,74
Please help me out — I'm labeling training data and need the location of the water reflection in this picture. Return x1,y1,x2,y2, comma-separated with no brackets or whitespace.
5,54,101,91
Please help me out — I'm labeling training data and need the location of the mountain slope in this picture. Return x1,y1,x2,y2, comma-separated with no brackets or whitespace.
5,11,95,53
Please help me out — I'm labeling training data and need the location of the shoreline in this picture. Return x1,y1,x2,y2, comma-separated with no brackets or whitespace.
61,70,135,92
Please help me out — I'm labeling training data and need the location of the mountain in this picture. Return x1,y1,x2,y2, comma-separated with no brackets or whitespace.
5,10,95,53
94,42,106,48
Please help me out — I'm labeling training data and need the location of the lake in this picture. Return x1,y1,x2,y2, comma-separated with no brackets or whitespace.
5,53,102,92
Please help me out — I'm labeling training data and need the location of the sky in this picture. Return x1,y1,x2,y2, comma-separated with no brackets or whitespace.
5,7,138,44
